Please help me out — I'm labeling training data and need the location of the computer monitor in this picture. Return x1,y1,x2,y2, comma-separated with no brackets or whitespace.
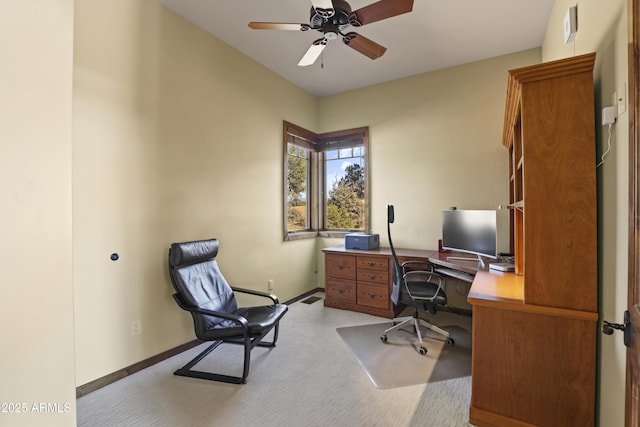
441,209,498,262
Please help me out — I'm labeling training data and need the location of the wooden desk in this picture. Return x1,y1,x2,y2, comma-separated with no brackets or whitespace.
468,270,524,306
322,245,478,318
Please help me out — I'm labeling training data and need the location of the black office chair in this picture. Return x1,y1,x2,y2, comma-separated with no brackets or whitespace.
380,205,453,355
168,238,288,384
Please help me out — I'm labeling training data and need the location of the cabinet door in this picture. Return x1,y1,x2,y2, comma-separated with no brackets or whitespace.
520,72,596,311
470,305,595,426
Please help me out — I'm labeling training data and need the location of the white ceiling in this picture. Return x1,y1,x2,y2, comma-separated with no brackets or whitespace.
156,0,555,97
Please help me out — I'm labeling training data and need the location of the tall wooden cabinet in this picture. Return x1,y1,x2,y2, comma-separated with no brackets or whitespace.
504,52,597,311
468,53,598,426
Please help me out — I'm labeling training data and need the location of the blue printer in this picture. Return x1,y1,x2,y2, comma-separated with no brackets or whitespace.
345,232,380,250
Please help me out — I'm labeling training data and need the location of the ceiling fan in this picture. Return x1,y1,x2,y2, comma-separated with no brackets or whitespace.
248,0,414,66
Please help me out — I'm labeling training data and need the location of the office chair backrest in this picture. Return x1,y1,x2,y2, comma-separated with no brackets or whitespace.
387,205,402,305
169,238,239,333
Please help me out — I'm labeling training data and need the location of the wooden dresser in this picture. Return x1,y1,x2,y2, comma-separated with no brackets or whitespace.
468,53,598,427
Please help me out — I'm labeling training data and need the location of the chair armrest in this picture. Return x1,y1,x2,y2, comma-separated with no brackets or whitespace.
231,287,280,304
402,270,445,302
400,260,434,273
172,294,249,329
403,270,445,285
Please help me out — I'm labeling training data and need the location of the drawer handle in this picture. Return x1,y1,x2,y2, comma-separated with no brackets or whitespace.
338,289,345,294
368,293,377,299
369,274,377,280
337,265,345,270
368,262,375,267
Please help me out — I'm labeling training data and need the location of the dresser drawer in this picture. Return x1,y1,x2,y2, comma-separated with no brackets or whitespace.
357,256,388,271
357,283,389,309
326,254,356,279
326,278,356,304
357,268,388,284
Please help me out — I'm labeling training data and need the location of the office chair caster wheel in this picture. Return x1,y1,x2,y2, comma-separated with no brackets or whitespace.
446,338,455,345
419,346,427,355
380,335,388,343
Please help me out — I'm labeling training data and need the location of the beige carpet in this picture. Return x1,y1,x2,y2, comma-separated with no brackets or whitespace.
77,294,474,427
337,312,472,389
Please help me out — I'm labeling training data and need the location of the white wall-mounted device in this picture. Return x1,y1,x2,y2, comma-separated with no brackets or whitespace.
598,106,617,167
602,106,616,126
564,5,578,44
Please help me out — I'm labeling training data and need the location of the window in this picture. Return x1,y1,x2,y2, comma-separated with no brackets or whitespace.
286,143,310,230
284,121,369,241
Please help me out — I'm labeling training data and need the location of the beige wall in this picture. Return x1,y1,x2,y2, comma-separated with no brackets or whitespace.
73,0,318,386
542,1,629,425
0,1,76,426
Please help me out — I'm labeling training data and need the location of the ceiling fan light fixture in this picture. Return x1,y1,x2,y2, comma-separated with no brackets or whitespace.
325,32,338,40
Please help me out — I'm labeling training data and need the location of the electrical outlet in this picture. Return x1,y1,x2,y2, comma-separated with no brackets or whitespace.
268,279,275,291
131,320,142,336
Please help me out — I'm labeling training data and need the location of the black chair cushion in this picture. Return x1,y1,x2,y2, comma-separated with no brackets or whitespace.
171,259,238,329
169,239,219,268
198,304,288,341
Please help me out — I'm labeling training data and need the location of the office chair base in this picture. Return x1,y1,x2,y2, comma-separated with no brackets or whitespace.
380,315,453,355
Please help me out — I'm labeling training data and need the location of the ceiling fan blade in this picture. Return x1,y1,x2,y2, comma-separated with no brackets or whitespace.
298,39,328,66
248,22,310,31
350,0,414,26
343,32,387,60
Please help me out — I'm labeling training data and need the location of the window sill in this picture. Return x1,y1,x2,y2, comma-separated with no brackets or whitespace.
284,230,318,241
318,231,351,238
285,230,367,241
